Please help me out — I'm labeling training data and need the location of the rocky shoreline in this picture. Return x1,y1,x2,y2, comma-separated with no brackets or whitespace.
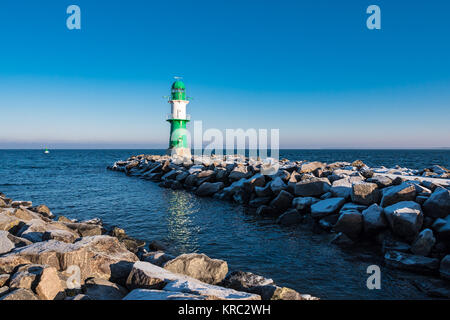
0,192,316,300
108,154,450,298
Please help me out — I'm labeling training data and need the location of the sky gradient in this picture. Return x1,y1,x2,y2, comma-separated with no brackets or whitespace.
0,0,449,149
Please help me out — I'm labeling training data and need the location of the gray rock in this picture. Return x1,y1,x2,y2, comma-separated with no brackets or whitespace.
330,176,363,199
84,278,128,300
123,289,207,300
431,215,450,240
29,205,54,219
362,204,387,235
351,182,380,206
0,288,39,300
195,182,224,197
143,251,175,267
270,177,287,194
228,166,251,181
333,210,362,239
440,255,450,280
384,250,440,274
310,197,345,219
383,201,423,240
221,271,274,292
247,173,266,189
423,187,450,218
292,197,318,212
294,178,331,197
254,184,273,198
269,190,293,214
299,162,325,173
9,264,44,290
366,175,393,188
411,229,436,256
126,261,260,300
276,209,303,226
380,183,416,207
0,230,15,254
163,253,228,285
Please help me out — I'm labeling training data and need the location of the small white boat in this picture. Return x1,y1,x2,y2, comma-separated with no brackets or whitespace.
44,148,50,154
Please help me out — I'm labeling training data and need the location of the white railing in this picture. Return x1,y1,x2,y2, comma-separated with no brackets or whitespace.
166,114,191,121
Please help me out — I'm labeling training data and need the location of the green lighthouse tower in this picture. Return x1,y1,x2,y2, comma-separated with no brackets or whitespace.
166,78,191,157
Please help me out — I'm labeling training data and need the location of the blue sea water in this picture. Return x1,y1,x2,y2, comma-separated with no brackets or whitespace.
1,149,449,299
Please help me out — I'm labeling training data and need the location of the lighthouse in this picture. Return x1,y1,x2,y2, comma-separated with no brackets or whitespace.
166,78,191,158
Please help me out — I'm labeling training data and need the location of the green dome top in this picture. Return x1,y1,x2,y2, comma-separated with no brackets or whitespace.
171,80,185,90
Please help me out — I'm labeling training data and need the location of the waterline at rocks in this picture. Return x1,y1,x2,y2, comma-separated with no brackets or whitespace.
107,154,450,297
0,191,316,300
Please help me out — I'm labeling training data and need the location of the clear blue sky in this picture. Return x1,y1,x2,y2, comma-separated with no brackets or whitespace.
0,0,449,149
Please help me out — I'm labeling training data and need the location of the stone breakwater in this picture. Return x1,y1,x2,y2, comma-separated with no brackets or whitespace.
0,193,317,300
108,154,450,297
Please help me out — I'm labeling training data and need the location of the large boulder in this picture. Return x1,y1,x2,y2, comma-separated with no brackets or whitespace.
362,204,387,235
83,278,128,300
63,222,104,237
0,214,23,233
330,176,363,199
269,190,293,214
333,210,363,239
384,250,440,274
299,162,325,174
123,289,207,300
270,177,287,194
423,187,450,218
294,178,330,197
35,266,66,300
310,197,345,219
126,261,260,300
380,183,416,207
221,271,274,292
0,288,39,300
383,201,423,240
0,236,138,283
163,253,228,285
9,264,44,290
195,182,224,197
254,184,273,198
366,175,393,188
411,229,436,256
351,182,380,205
228,166,251,181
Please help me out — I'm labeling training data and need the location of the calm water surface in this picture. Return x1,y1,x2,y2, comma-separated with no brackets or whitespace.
1,149,449,299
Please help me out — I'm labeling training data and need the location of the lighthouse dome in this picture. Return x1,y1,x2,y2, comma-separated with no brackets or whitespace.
171,80,186,100
171,80,185,90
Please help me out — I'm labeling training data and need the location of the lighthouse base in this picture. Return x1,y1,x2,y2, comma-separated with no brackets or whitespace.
167,147,191,159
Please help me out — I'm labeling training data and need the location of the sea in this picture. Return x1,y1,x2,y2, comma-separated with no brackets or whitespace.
1,149,449,299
